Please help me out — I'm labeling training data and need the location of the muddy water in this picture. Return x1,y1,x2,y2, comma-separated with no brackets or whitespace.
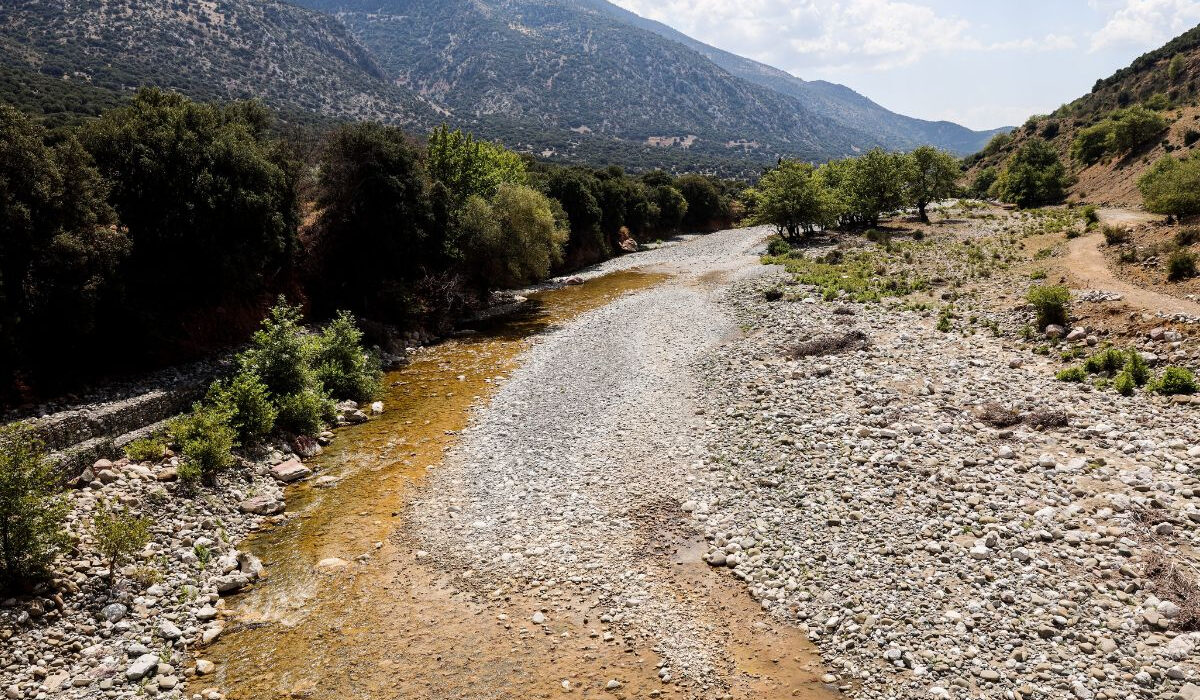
206,268,840,700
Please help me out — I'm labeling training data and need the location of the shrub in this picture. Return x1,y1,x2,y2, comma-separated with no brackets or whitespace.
1081,205,1100,227
1027,285,1071,329
239,300,313,398
275,387,334,436
994,139,1070,208
1177,228,1200,246
766,237,792,256
1103,226,1129,246
1186,129,1200,147
1168,250,1198,281
1084,348,1127,374
1151,366,1199,395
312,311,382,403
124,435,168,463
978,402,1021,428
763,287,784,302
1114,370,1136,395
459,184,569,290
1057,366,1087,382
0,424,70,588
172,405,237,485
1127,350,1152,386
92,502,151,577
788,330,869,358
207,371,277,445
1139,155,1200,218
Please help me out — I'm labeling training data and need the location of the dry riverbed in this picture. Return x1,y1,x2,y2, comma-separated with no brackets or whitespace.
3,215,1200,700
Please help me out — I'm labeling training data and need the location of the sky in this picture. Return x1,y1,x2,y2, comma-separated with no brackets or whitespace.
606,0,1200,130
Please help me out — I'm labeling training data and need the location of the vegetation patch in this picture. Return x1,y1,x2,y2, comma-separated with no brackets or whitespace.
788,330,869,359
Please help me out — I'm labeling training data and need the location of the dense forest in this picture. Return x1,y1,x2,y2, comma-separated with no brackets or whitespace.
0,89,745,404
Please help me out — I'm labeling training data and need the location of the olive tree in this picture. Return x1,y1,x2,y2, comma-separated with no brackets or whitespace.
904,146,960,222
747,160,836,241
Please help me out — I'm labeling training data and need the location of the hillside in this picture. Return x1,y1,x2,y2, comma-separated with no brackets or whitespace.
967,24,1200,206
577,0,1007,155
0,0,433,127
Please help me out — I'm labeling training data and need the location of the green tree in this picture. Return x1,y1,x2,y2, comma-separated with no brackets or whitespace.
1109,106,1167,152
970,167,999,198
1168,53,1186,82
83,88,298,313
461,184,569,289
653,185,688,232
904,146,960,222
1139,155,1200,218
315,122,435,319
0,423,69,588
994,138,1070,208
1071,123,1113,164
821,149,906,228
427,125,527,207
312,311,382,404
746,160,836,241
676,175,727,231
545,168,604,263
92,502,152,578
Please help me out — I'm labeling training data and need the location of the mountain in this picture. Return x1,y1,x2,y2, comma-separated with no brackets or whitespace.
966,24,1200,206
0,0,433,127
575,0,1007,155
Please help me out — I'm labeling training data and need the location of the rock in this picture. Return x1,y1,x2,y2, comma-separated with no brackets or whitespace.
371,401,384,415
347,409,369,424
125,654,159,682
195,659,215,675
532,611,545,625
605,680,621,690
157,674,178,690
239,495,284,515
270,459,312,483
214,574,251,594
93,458,114,471
239,552,264,579
565,276,584,285
1181,684,1200,700
100,603,127,623
195,605,217,621
159,620,182,640
291,436,323,459
316,557,349,569
1066,328,1086,341
1045,325,1065,339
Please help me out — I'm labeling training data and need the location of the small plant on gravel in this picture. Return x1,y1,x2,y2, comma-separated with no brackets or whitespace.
1118,247,1140,264
92,501,152,579
1056,366,1087,382
1149,366,1199,395
0,424,69,589
1177,228,1200,247
1127,351,1152,386
1102,225,1129,246
1083,347,1127,374
936,308,953,332
312,310,383,404
1114,370,1136,395
207,371,277,445
1030,268,1048,280
1027,285,1070,329
1081,205,1100,228
1168,249,1198,281
1027,409,1070,428
832,305,855,316
766,237,792,256
276,387,336,436
171,404,237,486
124,435,168,463
763,287,784,302
788,330,869,358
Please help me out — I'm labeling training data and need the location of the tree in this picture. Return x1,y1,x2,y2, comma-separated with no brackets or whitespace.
426,125,527,207
0,423,69,589
92,502,152,579
653,185,688,232
1169,53,1186,82
83,88,298,314
904,146,960,222
994,138,1070,208
314,122,435,319
544,168,604,263
970,167,999,198
461,184,568,290
1139,155,1200,218
747,160,836,241
1108,106,1167,152
676,175,726,231
818,149,905,228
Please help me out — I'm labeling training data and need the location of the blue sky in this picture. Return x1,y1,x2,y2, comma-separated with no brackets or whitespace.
607,0,1200,130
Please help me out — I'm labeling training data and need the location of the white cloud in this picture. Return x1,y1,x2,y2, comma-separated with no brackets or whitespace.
609,0,1077,73
1090,0,1200,51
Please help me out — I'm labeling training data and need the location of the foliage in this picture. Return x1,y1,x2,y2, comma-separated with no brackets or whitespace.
124,435,168,463
1071,107,1167,164
1150,367,1199,395
1114,370,1136,395
92,502,151,576
275,387,335,436
766,238,792,256
1102,225,1129,246
460,185,569,290
1127,351,1152,386
1140,155,1200,218
239,301,314,398
1056,366,1087,382
819,148,907,228
0,424,69,588
746,160,836,241
1168,250,1198,281
903,146,960,222
970,167,999,198
312,311,383,404
1027,285,1071,329
676,175,729,230
207,372,278,445
994,139,1070,208
1084,348,1127,374
427,125,527,208
171,405,237,485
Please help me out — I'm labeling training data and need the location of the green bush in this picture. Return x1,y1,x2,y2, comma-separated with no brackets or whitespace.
207,371,277,444
766,237,792,256
1056,366,1087,382
124,435,168,463
1139,155,1200,218
1102,225,1129,246
1127,351,1152,386
1084,347,1127,374
1114,370,1136,395
312,311,382,404
1027,285,1071,329
1168,250,1198,281
92,501,151,576
275,387,334,437
1151,366,1199,395
994,139,1070,208
171,405,237,485
1177,228,1200,246
0,424,69,588
239,300,313,398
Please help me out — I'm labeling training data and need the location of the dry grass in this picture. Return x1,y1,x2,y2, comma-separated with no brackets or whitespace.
1026,409,1069,429
1143,550,1200,631
977,402,1022,428
788,330,869,359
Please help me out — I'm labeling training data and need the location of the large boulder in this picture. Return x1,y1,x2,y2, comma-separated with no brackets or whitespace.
238,495,284,515
270,459,312,484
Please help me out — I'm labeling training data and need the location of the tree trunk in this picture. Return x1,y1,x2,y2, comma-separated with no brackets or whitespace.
918,202,929,223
